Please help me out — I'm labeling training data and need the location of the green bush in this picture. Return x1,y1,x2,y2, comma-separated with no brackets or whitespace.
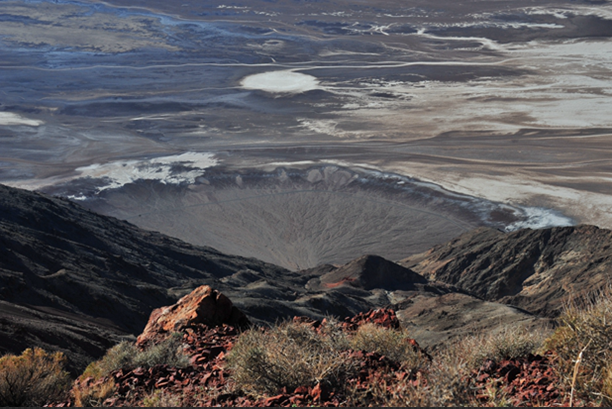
0,347,71,406
133,333,189,369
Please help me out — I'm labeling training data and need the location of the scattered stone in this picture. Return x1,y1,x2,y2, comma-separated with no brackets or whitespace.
48,288,569,408
472,352,564,407
342,307,401,331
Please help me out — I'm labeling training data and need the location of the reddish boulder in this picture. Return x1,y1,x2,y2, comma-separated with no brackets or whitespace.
136,285,249,347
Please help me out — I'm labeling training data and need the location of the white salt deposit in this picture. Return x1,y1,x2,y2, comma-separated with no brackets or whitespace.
504,207,574,231
0,112,43,127
240,71,320,93
75,152,217,193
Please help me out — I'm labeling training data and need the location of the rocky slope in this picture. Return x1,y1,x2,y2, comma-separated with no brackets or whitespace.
0,184,288,371
50,286,568,407
1,183,608,374
401,225,612,317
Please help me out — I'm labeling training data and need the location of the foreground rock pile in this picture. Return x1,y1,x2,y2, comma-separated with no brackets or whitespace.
49,285,572,407
472,352,564,407
69,324,239,407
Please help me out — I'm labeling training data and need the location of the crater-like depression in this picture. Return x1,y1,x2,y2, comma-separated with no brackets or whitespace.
44,164,573,270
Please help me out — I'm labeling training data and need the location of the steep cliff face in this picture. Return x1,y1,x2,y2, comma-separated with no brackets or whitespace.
402,225,612,317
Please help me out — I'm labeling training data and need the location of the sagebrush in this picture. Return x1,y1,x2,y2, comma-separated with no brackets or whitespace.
227,320,355,394
0,347,71,406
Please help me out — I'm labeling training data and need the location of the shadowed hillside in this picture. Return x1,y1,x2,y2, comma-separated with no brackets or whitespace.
0,184,556,372
402,225,612,317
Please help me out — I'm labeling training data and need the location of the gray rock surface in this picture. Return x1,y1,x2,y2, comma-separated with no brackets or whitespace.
402,225,612,317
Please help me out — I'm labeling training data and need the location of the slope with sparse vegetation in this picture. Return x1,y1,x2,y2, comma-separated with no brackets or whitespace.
0,289,603,407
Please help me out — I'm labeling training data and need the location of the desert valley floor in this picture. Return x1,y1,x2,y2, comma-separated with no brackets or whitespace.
2,0,612,268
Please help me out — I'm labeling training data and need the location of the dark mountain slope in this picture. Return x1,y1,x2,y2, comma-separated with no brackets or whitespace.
401,225,612,317
0,184,288,333
0,184,294,370
308,255,428,291
0,184,554,371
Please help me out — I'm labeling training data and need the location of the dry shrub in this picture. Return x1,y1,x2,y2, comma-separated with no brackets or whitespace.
142,389,184,407
227,320,354,394
80,334,189,382
350,323,427,371
345,370,431,407
0,347,71,406
72,378,116,407
132,333,189,369
543,291,612,404
391,325,547,407
460,325,547,370
345,330,476,407
425,342,478,407
602,366,612,406
80,342,137,381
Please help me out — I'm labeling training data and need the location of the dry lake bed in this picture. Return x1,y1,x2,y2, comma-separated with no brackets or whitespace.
2,0,612,268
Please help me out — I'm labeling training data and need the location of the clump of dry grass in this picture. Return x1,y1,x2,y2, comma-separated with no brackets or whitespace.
73,333,189,406
0,347,71,407
460,325,548,370
79,333,188,382
413,325,547,407
349,323,427,370
602,366,612,406
226,320,354,395
344,323,433,406
543,290,612,405
79,342,136,381
132,333,189,370
142,389,184,407
424,341,478,407
72,378,116,407
228,318,549,406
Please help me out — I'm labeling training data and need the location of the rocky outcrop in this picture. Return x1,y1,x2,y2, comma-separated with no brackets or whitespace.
307,255,428,291
341,307,401,331
401,225,612,317
52,306,432,407
136,285,249,347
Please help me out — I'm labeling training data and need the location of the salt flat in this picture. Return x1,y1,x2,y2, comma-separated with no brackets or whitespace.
1,0,611,266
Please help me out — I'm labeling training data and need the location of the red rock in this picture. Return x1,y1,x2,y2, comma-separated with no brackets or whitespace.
262,394,286,406
136,285,250,346
310,383,329,402
294,386,309,394
342,308,401,331
310,386,320,401
155,380,170,388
